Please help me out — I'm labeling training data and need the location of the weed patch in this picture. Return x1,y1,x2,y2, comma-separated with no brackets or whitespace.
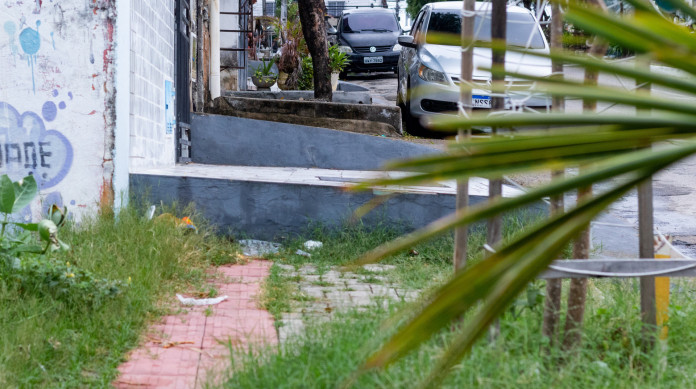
0,203,239,387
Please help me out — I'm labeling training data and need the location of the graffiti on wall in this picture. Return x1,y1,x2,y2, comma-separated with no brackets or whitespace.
4,20,43,93
0,99,73,190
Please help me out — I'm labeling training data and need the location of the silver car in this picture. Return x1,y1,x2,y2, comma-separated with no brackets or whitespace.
397,2,552,135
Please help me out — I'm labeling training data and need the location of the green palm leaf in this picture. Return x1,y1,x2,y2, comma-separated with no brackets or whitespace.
351,1,696,386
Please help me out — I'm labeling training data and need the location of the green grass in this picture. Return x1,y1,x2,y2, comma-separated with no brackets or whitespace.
0,205,239,388
259,211,546,322
222,277,696,388
220,211,696,388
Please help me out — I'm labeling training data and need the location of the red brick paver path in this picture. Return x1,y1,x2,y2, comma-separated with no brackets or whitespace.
114,260,276,389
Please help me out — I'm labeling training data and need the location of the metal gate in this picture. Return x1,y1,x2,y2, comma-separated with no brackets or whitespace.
220,0,253,91
175,0,192,163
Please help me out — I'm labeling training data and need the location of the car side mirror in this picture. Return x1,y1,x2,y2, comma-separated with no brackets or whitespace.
398,35,416,48
327,26,338,35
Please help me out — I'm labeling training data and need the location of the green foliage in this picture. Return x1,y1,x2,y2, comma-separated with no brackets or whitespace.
253,58,277,82
562,33,589,50
328,44,350,73
298,55,314,90
345,0,696,386
0,201,238,387
222,278,696,388
406,0,447,19
0,174,119,307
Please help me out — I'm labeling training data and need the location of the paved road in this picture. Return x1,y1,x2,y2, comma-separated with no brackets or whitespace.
348,65,696,258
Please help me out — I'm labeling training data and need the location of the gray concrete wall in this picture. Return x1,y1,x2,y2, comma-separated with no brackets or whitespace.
208,95,402,136
131,174,465,240
226,90,372,105
191,113,440,170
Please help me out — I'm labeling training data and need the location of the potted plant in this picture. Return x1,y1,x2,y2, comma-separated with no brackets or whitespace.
277,39,299,90
251,58,277,89
328,45,350,91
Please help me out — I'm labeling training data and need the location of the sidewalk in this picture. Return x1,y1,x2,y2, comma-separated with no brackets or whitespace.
114,260,275,389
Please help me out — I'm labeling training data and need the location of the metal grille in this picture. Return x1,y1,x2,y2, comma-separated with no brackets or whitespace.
175,0,192,163
220,0,253,90
353,45,393,53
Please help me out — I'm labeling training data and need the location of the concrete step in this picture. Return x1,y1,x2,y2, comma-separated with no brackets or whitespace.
130,164,527,240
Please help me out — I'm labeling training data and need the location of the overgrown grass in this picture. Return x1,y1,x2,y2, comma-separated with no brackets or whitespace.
223,209,696,388
224,277,696,388
258,211,547,322
0,205,239,387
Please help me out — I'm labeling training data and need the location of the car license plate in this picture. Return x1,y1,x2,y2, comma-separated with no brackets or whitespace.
472,95,491,108
364,56,384,64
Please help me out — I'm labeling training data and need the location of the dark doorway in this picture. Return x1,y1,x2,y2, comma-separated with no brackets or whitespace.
175,0,192,163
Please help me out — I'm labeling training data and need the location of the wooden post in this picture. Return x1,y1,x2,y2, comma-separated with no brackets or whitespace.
637,55,656,343
562,1,608,350
487,0,506,341
541,1,564,345
454,0,475,271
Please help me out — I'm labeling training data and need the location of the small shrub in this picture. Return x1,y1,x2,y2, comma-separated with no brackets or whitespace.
298,56,314,90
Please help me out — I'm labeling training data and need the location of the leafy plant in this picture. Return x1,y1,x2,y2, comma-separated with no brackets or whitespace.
349,0,696,386
253,58,277,82
278,39,299,73
0,174,125,307
329,44,350,73
298,55,314,90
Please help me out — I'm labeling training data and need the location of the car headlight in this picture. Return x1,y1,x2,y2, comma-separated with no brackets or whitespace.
418,65,447,84
338,45,353,54
392,43,402,51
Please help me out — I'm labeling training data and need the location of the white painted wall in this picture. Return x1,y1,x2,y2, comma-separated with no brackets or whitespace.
0,0,116,217
129,0,177,169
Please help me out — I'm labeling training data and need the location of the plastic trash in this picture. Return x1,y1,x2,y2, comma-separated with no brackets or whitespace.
303,240,323,250
295,249,311,257
176,294,229,306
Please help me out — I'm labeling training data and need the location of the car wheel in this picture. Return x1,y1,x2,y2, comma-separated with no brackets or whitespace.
400,78,432,138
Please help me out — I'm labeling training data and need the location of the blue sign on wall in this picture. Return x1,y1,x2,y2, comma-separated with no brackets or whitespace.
165,80,176,135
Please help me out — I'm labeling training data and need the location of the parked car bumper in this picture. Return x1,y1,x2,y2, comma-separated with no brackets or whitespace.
408,78,551,118
346,51,399,73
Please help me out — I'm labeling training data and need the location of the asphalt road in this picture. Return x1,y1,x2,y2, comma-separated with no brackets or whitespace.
347,65,696,258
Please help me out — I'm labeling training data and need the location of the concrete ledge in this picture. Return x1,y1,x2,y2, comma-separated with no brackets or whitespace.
226,90,372,105
208,96,402,136
191,114,438,170
130,164,538,241
131,174,458,240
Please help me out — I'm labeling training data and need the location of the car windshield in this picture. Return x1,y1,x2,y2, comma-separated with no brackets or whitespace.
426,11,545,49
342,13,399,33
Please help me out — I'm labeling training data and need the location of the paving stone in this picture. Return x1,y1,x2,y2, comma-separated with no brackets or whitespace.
359,275,388,282
300,286,326,299
275,264,295,271
301,274,321,283
115,260,276,388
362,264,396,272
343,282,372,291
278,319,305,342
299,265,318,275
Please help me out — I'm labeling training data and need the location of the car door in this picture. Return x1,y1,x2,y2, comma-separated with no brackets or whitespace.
399,8,426,103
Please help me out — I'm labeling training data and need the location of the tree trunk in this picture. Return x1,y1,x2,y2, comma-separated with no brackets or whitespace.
541,1,564,346
561,2,608,350
297,0,332,100
454,0,476,272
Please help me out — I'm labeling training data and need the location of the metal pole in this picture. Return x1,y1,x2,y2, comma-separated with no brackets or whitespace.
454,0,475,271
